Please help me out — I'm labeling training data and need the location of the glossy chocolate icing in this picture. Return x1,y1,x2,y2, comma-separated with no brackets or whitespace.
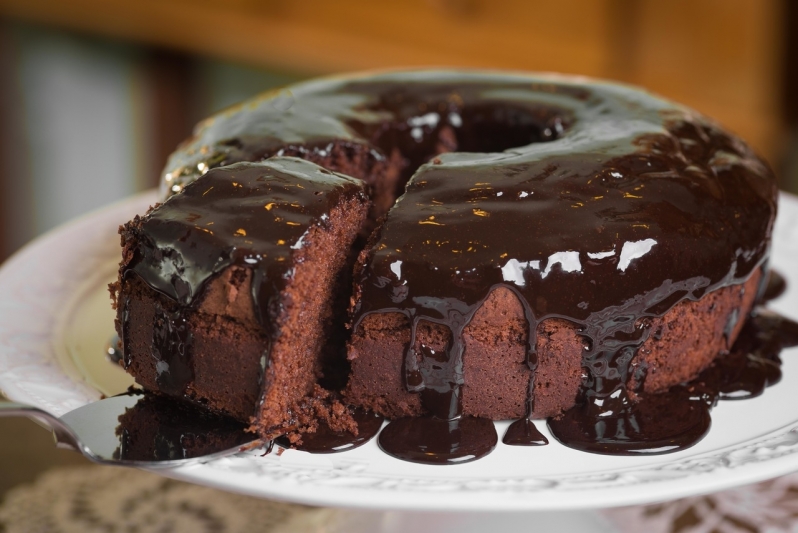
378,416,497,464
503,418,549,447
120,158,366,395
548,304,798,454
147,71,781,462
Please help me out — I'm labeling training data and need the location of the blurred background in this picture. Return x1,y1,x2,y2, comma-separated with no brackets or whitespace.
0,1,796,524
0,0,795,263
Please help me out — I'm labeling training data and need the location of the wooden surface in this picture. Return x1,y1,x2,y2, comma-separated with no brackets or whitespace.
0,0,785,164
630,0,784,168
0,0,614,75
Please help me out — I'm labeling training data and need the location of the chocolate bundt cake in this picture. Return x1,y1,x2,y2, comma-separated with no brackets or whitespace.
112,70,779,461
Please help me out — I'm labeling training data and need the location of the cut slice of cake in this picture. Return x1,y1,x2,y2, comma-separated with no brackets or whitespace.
110,157,370,438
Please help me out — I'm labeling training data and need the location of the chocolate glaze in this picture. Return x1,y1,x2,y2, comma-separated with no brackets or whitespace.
378,416,497,464
699,309,798,400
120,158,366,397
548,309,798,455
275,409,383,453
763,270,787,302
149,71,781,460
503,418,549,446
547,385,711,455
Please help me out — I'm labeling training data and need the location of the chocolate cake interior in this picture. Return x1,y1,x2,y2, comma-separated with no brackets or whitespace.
114,158,370,437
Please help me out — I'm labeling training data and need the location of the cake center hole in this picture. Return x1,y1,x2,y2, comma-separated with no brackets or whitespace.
452,103,566,153
365,102,569,197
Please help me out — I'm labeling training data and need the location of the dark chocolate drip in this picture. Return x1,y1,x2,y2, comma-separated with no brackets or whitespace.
381,302,499,464
275,409,383,453
378,416,497,464
763,270,787,302
549,309,798,455
504,293,548,446
503,418,549,446
405,310,469,419
114,394,254,462
724,308,741,344
548,385,711,455
150,301,193,395
121,158,366,397
694,310,798,401
121,296,131,368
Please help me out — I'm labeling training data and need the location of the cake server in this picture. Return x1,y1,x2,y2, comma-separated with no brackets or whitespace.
0,391,263,468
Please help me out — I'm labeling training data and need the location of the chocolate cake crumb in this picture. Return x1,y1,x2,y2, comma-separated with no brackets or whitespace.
113,159,371,438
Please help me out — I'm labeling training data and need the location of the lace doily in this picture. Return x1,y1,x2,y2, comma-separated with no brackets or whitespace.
604,471,798,533
0,465,338,533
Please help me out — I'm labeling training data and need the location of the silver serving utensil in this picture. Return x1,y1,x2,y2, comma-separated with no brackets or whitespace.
0,392,263,468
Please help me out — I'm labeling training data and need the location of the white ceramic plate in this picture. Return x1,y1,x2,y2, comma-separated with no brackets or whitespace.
1,190,798,512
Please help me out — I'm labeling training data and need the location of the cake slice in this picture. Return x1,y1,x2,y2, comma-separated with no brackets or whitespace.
111,157,370,437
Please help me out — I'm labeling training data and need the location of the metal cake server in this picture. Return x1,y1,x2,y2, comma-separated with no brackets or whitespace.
0,391,263,468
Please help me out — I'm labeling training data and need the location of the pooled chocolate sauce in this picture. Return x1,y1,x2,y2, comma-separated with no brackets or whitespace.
699,309,798,399
132,71,786,462
275,409,383,453
763,270,787,302
378,416,497,464
503,418,549,446
547,309,798,455
548,385,711,455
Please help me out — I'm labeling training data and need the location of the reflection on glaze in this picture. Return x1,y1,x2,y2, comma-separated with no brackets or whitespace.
617,239,657,272
114,393,254,462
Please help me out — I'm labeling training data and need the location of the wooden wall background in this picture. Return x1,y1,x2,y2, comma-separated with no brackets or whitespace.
0,0,784,161
0,0,790,260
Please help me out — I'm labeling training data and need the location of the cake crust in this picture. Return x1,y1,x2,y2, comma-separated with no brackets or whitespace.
346,272,762,419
